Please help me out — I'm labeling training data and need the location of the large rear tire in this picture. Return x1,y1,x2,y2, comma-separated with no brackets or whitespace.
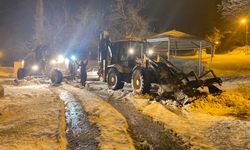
17,68,26,80
132,69,151,94
107,68,124,90
50,69,63,85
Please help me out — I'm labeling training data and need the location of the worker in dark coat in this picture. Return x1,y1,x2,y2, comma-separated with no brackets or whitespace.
68,60,76,80
79,59,88,86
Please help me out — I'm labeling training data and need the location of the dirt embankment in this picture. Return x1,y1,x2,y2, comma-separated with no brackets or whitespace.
0,83,66,150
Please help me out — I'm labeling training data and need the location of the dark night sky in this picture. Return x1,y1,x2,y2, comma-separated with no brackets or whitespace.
145,0,220,35
0,0,220,65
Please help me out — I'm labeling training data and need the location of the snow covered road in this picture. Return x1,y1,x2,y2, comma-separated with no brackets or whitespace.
0,78,249,150
0,81,66,150
56,90,99,150
86,80,250,150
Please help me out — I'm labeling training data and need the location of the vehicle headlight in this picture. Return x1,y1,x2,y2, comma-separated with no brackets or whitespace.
57,55,65,63
71,55,77,61
65,58,70,66
148,49,154,55
31,65,39,71
129,48,134,55
51,59,56,65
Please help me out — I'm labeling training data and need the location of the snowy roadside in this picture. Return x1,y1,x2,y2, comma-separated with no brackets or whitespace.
60,83,135,150
87,81,250,150
126,82,250,150
127,96,250,150
0,80,66,150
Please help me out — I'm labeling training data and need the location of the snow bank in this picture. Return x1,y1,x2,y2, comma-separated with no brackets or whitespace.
0,84,66,150
127,96,217,149
61,84,135,150
189,84,250,118
189,92,250,118
229,46,250,55
86,80,250,149
128,94,250,149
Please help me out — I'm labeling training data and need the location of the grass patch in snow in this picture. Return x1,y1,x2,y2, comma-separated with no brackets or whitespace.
189,92,250,118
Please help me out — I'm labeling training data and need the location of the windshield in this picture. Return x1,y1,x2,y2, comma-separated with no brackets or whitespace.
128,41,145,57
110,41,147,67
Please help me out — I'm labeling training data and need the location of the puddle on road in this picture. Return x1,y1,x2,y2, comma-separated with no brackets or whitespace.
59,91,99,150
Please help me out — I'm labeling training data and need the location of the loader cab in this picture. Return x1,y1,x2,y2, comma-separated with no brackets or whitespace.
110,40,145,68
106,40,148,90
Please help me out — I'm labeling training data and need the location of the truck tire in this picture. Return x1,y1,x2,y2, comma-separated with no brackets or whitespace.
17,68,26,80
107,68,124,90
132,69,151,94
50,69,63,85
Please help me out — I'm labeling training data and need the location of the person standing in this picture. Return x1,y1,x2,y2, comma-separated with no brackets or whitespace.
68,60,77,80
79,59,88,86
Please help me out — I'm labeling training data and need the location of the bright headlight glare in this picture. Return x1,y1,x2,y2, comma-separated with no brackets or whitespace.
51,59,56,65
148,49,154,55
71,55,77,61
32,65,39,71
65,58,70,66
129,48,134,55
57,55,65,63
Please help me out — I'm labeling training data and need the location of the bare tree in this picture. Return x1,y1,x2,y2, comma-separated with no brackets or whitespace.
33,0,45,46
106,0,150,40
30,0,150,58
218,0,250,20
32,0,100,55
207,27,224,44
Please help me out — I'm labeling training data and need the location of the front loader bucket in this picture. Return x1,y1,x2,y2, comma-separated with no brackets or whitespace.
148,56,223,97
187,70,223,95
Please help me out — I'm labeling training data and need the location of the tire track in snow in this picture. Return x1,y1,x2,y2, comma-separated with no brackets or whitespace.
96,91,190,150
57,90,99,150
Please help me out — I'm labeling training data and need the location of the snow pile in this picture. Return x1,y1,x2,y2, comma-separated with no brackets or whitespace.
85,81,250,149
189,92,250,118
128,96,217,149
0,84,66,150
229,46,250,55
10,78,52,86
128,94,250,149
206,119,250,150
